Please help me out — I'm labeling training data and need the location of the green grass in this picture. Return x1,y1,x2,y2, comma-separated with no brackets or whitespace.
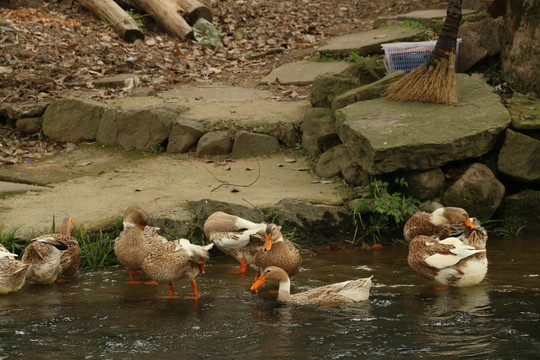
74,224,119,271
379,19,425,30
483,219,526,240
0,225,24,256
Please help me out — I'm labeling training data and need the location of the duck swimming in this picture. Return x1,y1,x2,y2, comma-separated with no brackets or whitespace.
251,266,372,304
0,245,29,294
403,207,476,243
203,211,266,274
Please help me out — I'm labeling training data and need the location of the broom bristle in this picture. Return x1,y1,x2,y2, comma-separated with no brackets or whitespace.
385,52,457,104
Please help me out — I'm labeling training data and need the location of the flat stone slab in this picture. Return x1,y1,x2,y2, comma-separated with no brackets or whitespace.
336,74,511,174
318,28,424,56
260,61,351,85
0,145,348,238
0,181,49,194
374,9,478,28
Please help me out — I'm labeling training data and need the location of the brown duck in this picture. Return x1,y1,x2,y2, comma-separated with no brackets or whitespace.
57,218,81,281
252,224,302,289
403,207,475,243
0,244,29,294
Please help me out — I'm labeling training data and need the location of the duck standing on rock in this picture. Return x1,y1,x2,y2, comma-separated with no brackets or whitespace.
203,211,267,274
251,266,372,304
0,244,29,294
21,224,71,284
403,207,476,243
114,206,168,284
407,222,488,288
252,224,302,290
142,239,213,299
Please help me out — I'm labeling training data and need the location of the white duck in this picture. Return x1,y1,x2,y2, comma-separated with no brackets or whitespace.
0,245,29,294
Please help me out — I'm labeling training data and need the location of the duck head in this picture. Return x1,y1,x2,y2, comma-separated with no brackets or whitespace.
431,207,475,228
59,217,75,236
263,224,283,251
123,206,149,230
179,239,213,272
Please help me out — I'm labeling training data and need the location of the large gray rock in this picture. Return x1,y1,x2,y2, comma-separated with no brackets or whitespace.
260,61,351,85
231,131,281,158
505,94,540,131
443,163,505,221
269,198,354,246
166,118,204,153
195,130,234,156
0,102,49,120
315,145,351,179
301,107,339,157
457,17,504,73
16,117,41,135
335,74,511,174
42,98,105,142
497,190,540,234
96,103,185,151
374,9,478,28
405,168,445,200
497,129,540,183
310,73,361,108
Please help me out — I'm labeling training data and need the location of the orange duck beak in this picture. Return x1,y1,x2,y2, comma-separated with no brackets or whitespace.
464,218,476,228
263,233,273,251
250,276,266,291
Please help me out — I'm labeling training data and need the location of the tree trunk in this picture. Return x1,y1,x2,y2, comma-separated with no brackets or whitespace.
176,0,212,25
131,0,194,40
77,0,144,43
501,0,540,96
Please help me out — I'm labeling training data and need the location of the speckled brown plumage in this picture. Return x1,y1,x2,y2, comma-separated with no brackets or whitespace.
0,244,29,294
408,235,456,280
57,218,81,278
22,234,69,284
403,207,473,243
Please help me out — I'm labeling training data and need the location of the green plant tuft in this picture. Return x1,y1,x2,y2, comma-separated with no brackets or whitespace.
73,224,120,272
483,219,526,240
0,225,25,256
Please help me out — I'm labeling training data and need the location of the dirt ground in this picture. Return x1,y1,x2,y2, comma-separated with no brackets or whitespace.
0,0,447,167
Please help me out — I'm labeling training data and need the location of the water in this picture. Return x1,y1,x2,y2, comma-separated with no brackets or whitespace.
1,236,539,359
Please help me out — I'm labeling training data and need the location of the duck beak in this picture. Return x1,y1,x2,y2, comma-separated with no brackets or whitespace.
464,218,476,228
263,234,273,251
71,219,75,225
199,264,205,273
138,225,146,231
250,276,266,291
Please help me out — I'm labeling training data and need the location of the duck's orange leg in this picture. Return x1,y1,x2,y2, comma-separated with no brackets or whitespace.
184,280,200,299
230,257,249,274
125,271,143,284
158,283,180,299
55,275,70,283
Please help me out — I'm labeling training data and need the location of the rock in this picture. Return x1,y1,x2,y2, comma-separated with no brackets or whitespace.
443,163,505,221
457,17,504,73
128,87,157,97
15,117,42,134
0,102,49,120
42,98,105,142
190,198,265,232
301,108,339,157
462,0,489,11
93,74,140,88
260,61,351,85
319,28,424,56
195,130,234,156
497,189,540,234
405,168,445,200
341,162,367,187
231,131,281,158
315,145,351,179
332,71,405,111
166,118,204,153
418,200,444,213
374,9,478,28
341,58,387,82
310,73,361,108
335,74,511,174
96,103,186,151
505,94,540,131
269,198,354,246
497,129,540,183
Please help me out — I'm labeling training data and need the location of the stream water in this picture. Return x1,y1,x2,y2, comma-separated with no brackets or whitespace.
1,236,539,359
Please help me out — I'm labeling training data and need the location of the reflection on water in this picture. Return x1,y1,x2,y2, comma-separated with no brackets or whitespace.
0,236,539,359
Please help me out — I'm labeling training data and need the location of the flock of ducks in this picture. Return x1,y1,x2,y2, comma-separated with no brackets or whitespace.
0,205,488,303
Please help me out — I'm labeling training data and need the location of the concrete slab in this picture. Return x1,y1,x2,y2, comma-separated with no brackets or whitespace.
0,149,348,238
0,181,49,194
374,9,478,28
260,61,351,85
318,28,424,56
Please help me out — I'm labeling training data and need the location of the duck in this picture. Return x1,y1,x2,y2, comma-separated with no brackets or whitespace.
21,229,69,285
203,211,267,274
252,224,302,289
114,206,168,284
250,266,372,304
0,245,29,294
403,207,476,243
407,223,488,287
142,239,213,299
57,218,81,281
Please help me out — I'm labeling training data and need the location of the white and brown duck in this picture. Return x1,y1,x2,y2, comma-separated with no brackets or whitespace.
203,211,266,274
252,224,302,289
57,218,81,282
407,223,488,288
114,206,167,284
142,239,213,299
403,207,476,243
21,223,72,284
0,244,29,294
251,266,372,304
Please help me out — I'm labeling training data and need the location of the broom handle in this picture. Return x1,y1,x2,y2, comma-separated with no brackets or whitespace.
426,0,462,67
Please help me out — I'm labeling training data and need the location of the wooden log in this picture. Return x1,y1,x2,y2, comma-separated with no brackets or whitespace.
176,0,212,25
78,0,144,43
131,0,194,40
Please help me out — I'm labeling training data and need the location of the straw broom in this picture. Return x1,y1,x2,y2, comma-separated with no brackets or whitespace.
386,0,463,104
